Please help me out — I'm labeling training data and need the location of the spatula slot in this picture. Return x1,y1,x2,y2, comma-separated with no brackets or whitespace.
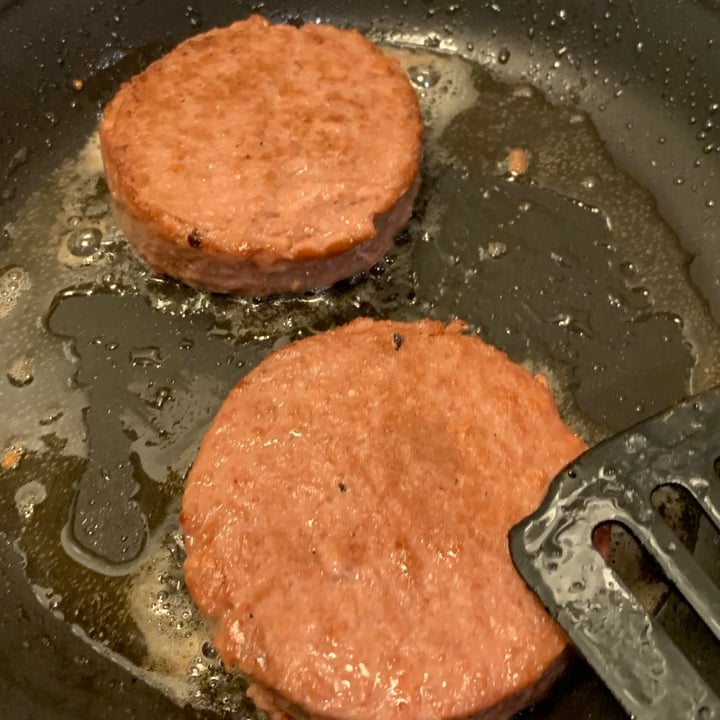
651,483,704,553
601,521,669,614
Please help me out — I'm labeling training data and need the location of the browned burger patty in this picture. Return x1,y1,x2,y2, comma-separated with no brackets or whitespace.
99,16,423,296
181,318,586,720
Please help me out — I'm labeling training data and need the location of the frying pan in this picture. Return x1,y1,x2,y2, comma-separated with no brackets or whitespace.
1,0,720,718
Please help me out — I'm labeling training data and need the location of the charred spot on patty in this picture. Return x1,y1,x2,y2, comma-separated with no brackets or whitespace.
338,482,347,492
188,228,203,248
393,332,404,351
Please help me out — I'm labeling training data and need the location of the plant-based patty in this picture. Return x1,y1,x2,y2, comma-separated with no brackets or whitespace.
99,16,423,296
181,318,586,719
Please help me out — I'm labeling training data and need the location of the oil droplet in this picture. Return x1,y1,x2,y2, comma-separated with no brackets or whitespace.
706,199,716,208
0,265,31,318
5,146,29,178
39,409,64,426
202,642,218,659
185,5,202,27
628,286,651,308
624,433,647,454
130,347,163,369
487,241,508,258
67,227,102,257
550,251,571,267
151,387,173,409
581,176,598,190
497,47,511,64
512,85,535,99
33,584,62,615
7,354,33,387
424,35,441,49
408,65,441,89
15,480,47,519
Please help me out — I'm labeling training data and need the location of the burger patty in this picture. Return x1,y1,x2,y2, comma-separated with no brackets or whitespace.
181,318,587,720
99,15,423,296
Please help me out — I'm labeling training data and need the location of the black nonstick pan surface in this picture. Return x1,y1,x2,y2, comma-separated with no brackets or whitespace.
1,0,720,718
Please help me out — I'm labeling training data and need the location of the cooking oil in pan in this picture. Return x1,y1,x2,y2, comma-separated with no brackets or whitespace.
0,38,718,718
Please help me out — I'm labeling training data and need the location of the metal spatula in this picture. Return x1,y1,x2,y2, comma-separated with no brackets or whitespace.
509,387,720,719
